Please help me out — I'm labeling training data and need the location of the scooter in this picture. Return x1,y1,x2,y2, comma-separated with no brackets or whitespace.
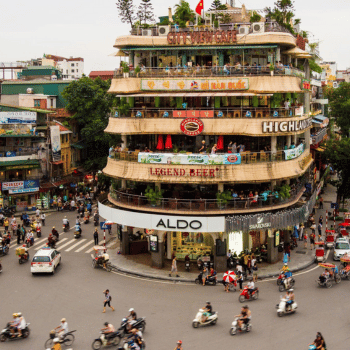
277,273,295,286
192,308,218,328
0,322,30,342
91,331,121,349
84,216,90,224
278,277,295,292
195,272,217,285
239,286,259,303
185,260,190,272
26,237,34,248
118,317,146,338
276,297,298,317
94,217,99,227
74,230,82,239
0,245,9,256
63,223,70,232
36,228,41,238
18,252,29,264
230,317,251,335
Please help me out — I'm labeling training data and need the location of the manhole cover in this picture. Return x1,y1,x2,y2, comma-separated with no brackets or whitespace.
295,251,307,254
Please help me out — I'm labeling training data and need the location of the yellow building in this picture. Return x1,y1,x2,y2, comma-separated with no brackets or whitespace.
54,122,73,176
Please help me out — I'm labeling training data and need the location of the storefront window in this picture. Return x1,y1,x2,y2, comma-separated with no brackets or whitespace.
228,231,243,255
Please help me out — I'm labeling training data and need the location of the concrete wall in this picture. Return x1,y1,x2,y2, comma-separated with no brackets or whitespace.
0,95,20,106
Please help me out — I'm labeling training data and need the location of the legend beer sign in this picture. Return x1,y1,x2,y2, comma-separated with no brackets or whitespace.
262,118,312,133
149,167,220,178
167,30,237,45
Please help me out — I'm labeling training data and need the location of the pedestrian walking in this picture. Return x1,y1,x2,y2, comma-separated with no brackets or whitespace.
237,270,244,291
319,196,324,209
36,208,40,218
310,231,316,249
319,215,323,225
20,225,26,243
93,228,99,245
299,224,304,241
318,222,322,241
251,255,258,282
303,231,308,248
41,213,46,226
169,256,179,277
4,217,9,232
102,289,115,313
16,225,21,244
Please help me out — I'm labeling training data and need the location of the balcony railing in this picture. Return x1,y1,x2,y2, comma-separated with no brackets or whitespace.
111,144,305,164
109,181,306,213
111,106,304,119
312,128,328,145
114,65,305,79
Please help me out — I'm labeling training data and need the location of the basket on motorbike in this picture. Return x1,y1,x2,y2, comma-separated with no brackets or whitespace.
314,241,325,262
50,330,56,339
16,247,25,256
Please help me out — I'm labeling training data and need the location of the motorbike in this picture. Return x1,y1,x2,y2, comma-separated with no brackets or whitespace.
119,338,145,350
23,218,30,227
195,272,217,286
118,318,146,337
185,260,190,272
277,273,295,286
239,286,259,303
0,245,9,256
18,253,29,264
63,223,70,232
94,217,99,227
229,317,251,335
2,205,16,217
74,230,82,239
36,228,41,238
276,297,298,317
47,239,56,249
92,331,121,350
278,277,296,292
278,241,284,252
227,256,237,269
26,237,34,248
84,216,90,224
0,263,2,273
0,322,30,342
62,202,71,211
44,330,76,349
192,308,218,328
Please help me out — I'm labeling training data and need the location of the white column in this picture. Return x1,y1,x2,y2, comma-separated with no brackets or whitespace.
121,179,127,188
218,183,224,192
121,135,127,150
271,136,277,153
293,134,298,145
286,135,291,148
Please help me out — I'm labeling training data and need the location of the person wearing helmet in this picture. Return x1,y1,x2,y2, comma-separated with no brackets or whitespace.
101,321,115,344
128,308,137,321
174,340,183,350
201,301,212,323
126,328,143,349
52,227,59,240
281,263,289,273
282,267,292,290
48,233,55,248
54,318,68,340
10,313,21,337
62,216,69,228
284,289,295,312
52,337,62,350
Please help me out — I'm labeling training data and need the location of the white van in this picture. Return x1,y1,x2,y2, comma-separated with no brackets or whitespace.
31,248,61,275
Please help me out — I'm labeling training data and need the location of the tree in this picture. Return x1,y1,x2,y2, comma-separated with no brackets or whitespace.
62,77,120,172
174,0,195,28
137,0,155,25
325,82,350,136
265,0,296,33
116,0,136,28
324,138,350,206
209,0,228,23
209,0,227,11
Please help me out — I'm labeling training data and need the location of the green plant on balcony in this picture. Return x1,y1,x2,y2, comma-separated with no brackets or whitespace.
279,184,291,200
154,96,160,108
134,65,141,77
214,96,221,108
252,96,259,108
118,102,130,117
216,191,232,208
250,11,261,23
145,185,163,206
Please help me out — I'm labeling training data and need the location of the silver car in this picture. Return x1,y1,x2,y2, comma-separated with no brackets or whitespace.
333,240,350,261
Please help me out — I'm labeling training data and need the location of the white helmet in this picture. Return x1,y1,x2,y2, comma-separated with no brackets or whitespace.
129,308,134,312
53,338,60,343
17,312,22,317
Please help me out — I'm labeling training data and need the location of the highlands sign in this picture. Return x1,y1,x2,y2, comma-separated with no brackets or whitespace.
262,118,312,133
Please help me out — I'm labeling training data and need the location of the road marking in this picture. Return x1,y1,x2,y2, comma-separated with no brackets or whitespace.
75,240,94,252
33,237,49,247
55,238,76,250
85,246,96,253
65,239,87,252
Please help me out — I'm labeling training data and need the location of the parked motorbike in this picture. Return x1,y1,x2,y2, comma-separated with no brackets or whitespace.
0,322,30,342
227,256,237,269
2,205,16,217
18,252,29,264
276,297,298,317
195,272,217,286
230,317,251,335
278,242,284,252
118,317,146,338
238,286,259,303
192,308,218,328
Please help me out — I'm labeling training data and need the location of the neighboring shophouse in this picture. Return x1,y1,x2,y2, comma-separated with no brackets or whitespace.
42,54,84,80
89,71,115,81
99,4,317,271
0,103,54,210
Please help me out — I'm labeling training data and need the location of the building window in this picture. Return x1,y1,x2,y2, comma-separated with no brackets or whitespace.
50,98,54,107
34,99,40,107
71,69,75,73
76,69,78,72
71,63,74,67
66,70,68,74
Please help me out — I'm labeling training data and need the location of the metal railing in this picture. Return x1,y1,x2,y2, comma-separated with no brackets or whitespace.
312,128,328,145
114,65,305,79
0,148,39,157
109,181,306,212
111,106,303,119
110,146,305,164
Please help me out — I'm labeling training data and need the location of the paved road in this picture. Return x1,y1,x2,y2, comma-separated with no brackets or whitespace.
1,209,349,350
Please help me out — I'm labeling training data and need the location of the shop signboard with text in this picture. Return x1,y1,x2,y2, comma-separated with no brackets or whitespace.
0,111,36,124
138,152,241,165
50,125,61,162
141,78,249,91
173,110,214,118
262,118,312,133
2,180,39,194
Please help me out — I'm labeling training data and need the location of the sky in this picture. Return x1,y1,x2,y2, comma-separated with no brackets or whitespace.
0,0,349,75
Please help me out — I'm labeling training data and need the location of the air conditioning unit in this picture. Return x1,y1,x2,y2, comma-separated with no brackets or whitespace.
238,26,249,35
158,25,170,36
142,29,152,36
253,22,265,33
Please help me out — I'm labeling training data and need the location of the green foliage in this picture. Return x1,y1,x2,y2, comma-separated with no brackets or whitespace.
159,17,170,25
145,185,163,205
137,0,155,25
324,138,350,205
116,0,136,28
252,96,259,107
174,0,195,28
154,96,160,108
250,11,262,23
325,82,350,135
216,191,232,206
62,77,120,172
278,184,291,200
309,59,322,74
210,0,228,23
214,96,221,108
301,30,308,39
265,0,296,34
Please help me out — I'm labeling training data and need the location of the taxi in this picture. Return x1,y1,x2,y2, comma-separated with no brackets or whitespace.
31,247,61,275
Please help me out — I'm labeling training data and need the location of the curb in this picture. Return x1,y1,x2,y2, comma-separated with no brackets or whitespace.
109,255,316,283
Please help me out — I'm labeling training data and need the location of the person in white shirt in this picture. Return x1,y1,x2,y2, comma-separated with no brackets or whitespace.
17,313,26,335
284,99,290,110
63,217,69,226
35,209,40,218
70,200,76,210
55,318,69,339
246,278,255,296
40,213,46,226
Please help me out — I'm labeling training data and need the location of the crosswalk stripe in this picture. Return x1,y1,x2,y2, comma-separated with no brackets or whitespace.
55,238,76,250
65,239,87,252
85,245,96,253
33,237,48,246
75,240,94,252
35,237,68,250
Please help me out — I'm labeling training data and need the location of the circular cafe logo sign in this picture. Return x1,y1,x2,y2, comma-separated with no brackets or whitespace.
226,154,238,163
180,118,204,136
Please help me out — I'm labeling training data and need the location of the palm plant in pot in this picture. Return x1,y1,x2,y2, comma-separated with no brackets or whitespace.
270,64,275,76
279,184,291,201
145,186,163,207
216,191,232,209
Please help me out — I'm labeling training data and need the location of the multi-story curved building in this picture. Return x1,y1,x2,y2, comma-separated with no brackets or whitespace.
99,11,314,270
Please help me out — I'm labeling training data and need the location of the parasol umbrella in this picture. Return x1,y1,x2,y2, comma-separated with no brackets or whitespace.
318,262,336,269
223,270,236,283
217,135,224,150
340,255,350,263
156,135,164,150
339,222,350,227
165,134,173,149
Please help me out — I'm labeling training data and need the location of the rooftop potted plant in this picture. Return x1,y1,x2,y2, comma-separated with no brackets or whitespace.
270,64,275,76
134,65,141,77
145,186,163,207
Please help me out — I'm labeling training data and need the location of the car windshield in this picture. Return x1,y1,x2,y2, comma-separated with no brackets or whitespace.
33,256,50,262
335,243,350,249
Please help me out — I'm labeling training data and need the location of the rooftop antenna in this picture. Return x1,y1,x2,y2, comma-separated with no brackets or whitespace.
230,0,235,7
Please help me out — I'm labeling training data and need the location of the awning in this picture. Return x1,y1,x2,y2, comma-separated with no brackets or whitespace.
124,45,277,51
71,143,86,149
51,161,64,165
0,159,40,171
312,119,322,124
313,115,328,122
283,47,310,56
315,147,325,152
36,126,48,130
115,92,273,97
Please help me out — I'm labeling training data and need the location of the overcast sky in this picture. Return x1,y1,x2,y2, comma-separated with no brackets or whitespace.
1,0,349,74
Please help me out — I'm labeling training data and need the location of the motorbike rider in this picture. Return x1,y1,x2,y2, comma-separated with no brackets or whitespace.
36,221,42,235
282,267,293,289
62,216,69,229
125,328,143,349
283,289,295,312
235,305,251,330
210,267,217,281
93,211,99,223
48,234,56,248
128,308,138,321
201,301,212,323
26,230,34,245
84,210,89,221
52,227,59,240
246,277,255,296
101,322,115,343
75,222,82,235
21,244,29,259
9,313,21,337
17,312,26,337
174,340,183,350
54,318,68,340
319,269,330,284
87,202,92,214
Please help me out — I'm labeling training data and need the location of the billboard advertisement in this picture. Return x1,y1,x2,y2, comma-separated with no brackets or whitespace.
50,125,61,162
2,180,40,194
0,111,36,124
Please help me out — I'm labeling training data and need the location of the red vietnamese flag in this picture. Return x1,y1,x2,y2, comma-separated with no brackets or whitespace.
195,0,204,16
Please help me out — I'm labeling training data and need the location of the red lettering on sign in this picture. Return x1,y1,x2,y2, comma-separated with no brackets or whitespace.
180,169,185,176
209,169,215,177
203,169,208,177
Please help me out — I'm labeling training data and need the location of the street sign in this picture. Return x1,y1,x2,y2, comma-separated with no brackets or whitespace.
100,221,107,230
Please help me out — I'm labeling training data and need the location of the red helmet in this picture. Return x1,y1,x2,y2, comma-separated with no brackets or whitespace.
22,244,26,247
177,340,182,344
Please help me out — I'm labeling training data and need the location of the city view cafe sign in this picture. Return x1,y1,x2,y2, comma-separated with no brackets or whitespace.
167,30,237,45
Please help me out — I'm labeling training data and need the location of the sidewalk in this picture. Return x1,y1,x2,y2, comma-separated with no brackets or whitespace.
108,182,338,283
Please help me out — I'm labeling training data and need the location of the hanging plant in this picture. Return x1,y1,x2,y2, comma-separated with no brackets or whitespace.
214,97,221,108
252,96,259,107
